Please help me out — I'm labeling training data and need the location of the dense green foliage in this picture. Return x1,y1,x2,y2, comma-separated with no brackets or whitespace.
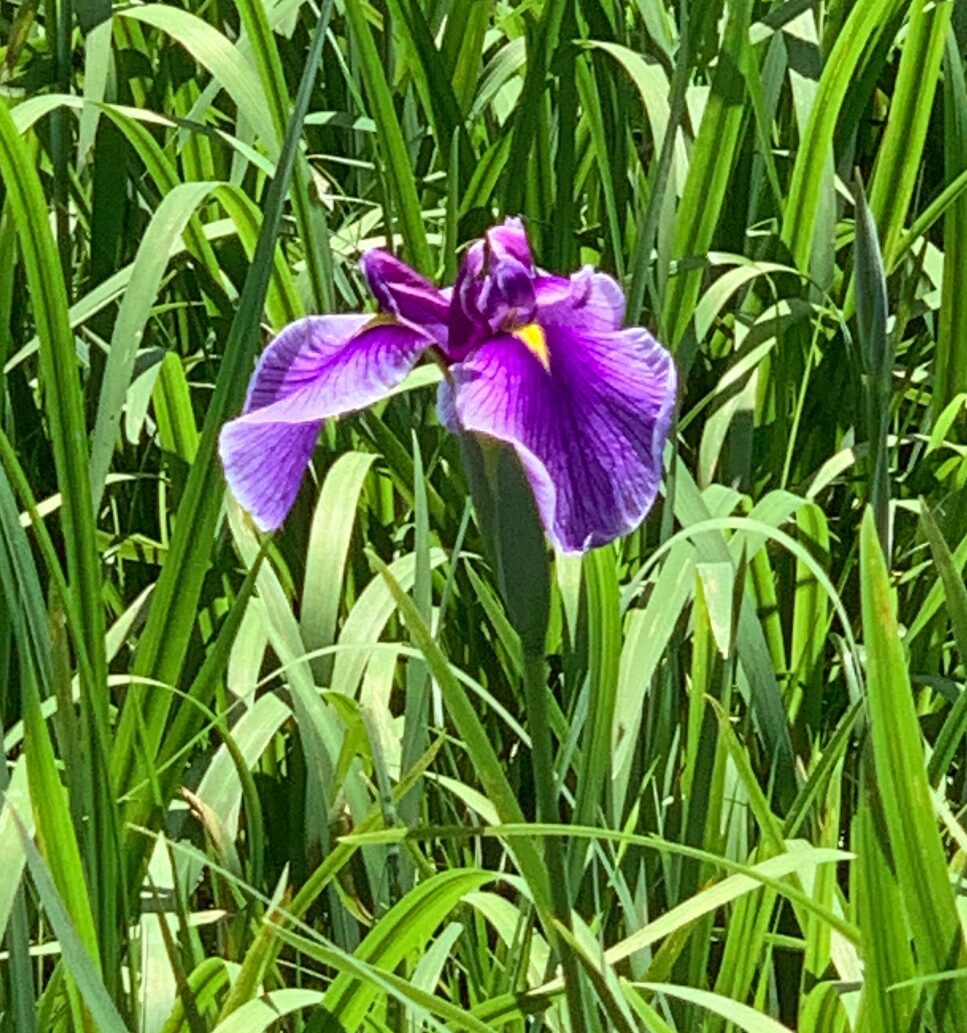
1,0,967,1029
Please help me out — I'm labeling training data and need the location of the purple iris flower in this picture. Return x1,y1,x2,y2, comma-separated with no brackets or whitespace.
219,218,677,554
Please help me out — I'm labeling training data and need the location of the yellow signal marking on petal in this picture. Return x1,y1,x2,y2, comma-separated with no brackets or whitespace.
361,313,399,331
513,322,550,372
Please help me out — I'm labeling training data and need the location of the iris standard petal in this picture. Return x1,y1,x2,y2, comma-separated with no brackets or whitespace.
535,266,625,332
478,252,535,326
449,219,540,356
442,323,676,554
480,218,536,323
220,315,432,530
359,249,450,343
486,217,532,268
450,236,536,353
449,241,488,358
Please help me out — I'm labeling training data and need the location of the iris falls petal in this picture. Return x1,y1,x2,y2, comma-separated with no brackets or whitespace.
220,315,433,530
444,321,677,554
218,420,321,534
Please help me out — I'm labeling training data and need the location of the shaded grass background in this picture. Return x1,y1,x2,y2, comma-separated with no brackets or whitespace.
1,0,967,1030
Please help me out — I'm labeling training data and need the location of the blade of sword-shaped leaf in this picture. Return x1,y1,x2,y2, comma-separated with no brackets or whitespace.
318,868,491,1028
89,180,220,509
342,0,432,273
370,555,551,917
575,55,625,280
153,553,264,815
660,0,751,352
907,508,967,655
443,128,460,281
0,754,30,936
783,7,837,293
891,164,967,271
860,510,967,1031
0,850,35,1030
919,500,967,683
329,550,446,700
469,36,525,121
0,99,107,711
214,990,324,1033
632,28,682,319
0,459,53,696
673,468,798,809
0,455,99,952
10,96,301,339
11,806,128,1033
114,1,333,826
921,499,967,786
21,672,104,1005
549,1,578,270
0,204,14,374
781,0,907,272
467,839,852,1027
384,0,471,191
853,175,891,557
635,983,795,1032
24,97,232,301
0,432,95,706
76,17,111,168
784,701,862,840
301,452,376,685
867,0,951,267
116,5,277,150
853,799,917,1033
788,503,830,729
46,0,71,283
555,917,639,1033
612,541,695,820
216,736,445,1013
0,98,119,975
152,352,199,464
625,989,678,1033
570,548,621,863
234,0,333,311
265,926,496,1033
442,0,490,114
936,29,967,417
501,0,569,215
399,437,432,833
9,211,293,380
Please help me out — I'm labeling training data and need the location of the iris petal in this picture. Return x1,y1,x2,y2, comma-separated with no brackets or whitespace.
535,266,625,331
218,420,321,533
450,233,536,353
360,250,450,344
220,315,432,530
482,218,537,323
441,322,676,554
449,241,487,359
478,253,535,325
486,217,532,268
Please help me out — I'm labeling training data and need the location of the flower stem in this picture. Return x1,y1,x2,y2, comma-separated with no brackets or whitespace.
522,650,589,1033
